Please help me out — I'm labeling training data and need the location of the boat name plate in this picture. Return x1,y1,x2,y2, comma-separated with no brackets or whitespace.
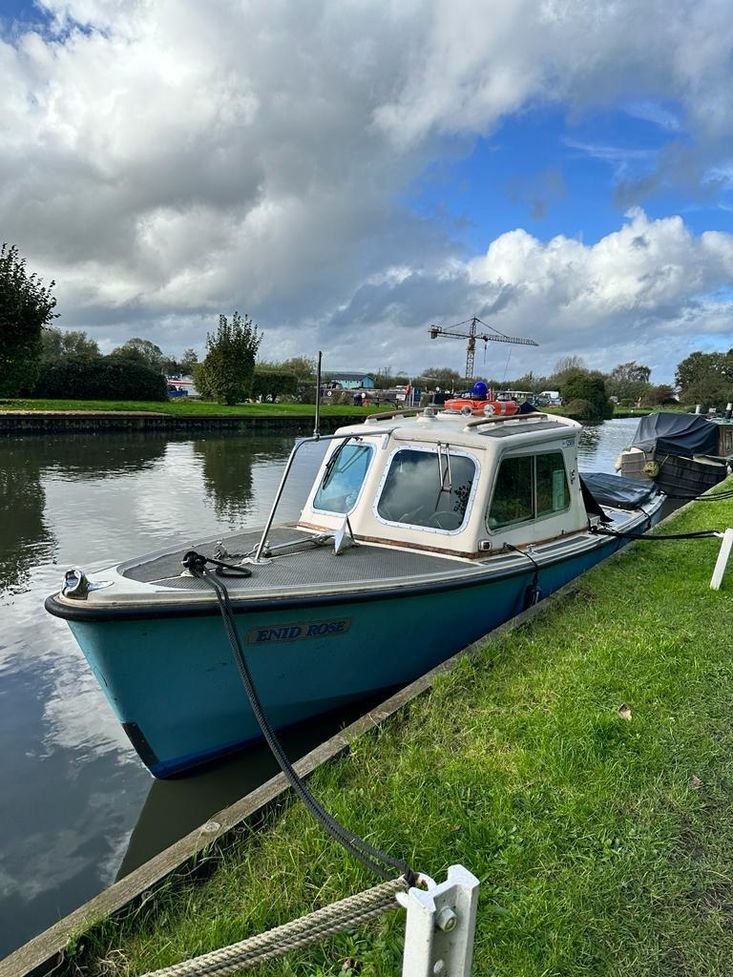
246,617,352,645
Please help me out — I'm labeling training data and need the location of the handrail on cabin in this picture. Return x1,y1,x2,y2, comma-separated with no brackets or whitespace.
365,408,426,423
462,411,552,429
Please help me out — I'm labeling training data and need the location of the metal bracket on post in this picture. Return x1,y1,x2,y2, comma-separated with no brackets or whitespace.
399,865,480,977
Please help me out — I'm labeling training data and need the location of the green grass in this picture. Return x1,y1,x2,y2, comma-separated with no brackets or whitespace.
0,399,688,420
65,489,733,976
611,407,655,417
612,407,688,418
0,398,384,416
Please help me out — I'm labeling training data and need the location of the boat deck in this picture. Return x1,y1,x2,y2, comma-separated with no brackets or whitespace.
114,503,642,601
120,527,489,597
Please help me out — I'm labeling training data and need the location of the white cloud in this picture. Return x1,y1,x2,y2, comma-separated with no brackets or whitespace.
1,0,732,378
374,0,733,146
322,210,733,381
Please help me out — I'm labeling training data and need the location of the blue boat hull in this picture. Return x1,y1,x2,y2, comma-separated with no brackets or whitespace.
67,535,625,777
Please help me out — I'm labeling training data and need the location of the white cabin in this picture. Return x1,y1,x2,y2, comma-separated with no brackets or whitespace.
298,410,587,558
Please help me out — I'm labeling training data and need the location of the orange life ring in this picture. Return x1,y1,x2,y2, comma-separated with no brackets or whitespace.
444,398,519,417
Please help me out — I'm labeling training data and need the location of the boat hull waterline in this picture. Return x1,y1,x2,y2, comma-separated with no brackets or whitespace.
52,532,632,777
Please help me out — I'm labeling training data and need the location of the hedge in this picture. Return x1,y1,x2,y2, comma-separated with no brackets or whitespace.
251,370,298,401
34,355,168,401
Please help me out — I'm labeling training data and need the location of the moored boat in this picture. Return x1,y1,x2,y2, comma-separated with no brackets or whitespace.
443,380,520,417
46,408,663,777
616,411,732,497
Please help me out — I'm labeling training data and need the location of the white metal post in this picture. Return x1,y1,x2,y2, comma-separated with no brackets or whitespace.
710,527,733,590
400,865,480,977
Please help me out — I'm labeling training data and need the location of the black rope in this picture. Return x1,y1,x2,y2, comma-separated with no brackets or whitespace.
182,550,418,887
503,543,543,607
591,527,720,541
183,550,253,577
663,489,733,501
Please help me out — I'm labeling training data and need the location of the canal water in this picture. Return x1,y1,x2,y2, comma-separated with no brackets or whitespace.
0,417,639,958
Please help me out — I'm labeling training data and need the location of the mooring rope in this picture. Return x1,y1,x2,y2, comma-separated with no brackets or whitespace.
139,876,407,977
664,489,733,501
590,526,722,541
502,542,543,607
181,551,418,887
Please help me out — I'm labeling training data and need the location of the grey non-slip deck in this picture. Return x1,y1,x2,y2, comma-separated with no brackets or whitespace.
122,527,487,595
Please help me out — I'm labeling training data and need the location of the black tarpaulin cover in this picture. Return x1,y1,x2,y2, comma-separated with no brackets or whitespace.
631,412,719,458
581,472,661,510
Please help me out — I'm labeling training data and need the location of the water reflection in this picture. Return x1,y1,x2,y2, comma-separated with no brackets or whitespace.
0,431,318,959
117,695,383,879
38,432,171,481
578,417,639,472
0,440,54,594
193,435,293,524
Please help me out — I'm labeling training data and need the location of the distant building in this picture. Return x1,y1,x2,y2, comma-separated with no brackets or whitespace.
323,371,375,390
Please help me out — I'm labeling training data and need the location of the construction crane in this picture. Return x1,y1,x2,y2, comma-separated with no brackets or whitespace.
428,316,538,380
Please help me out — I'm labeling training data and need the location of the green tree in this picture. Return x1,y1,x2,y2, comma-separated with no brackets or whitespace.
549,355,588,389
257,355,316,379
414,366,462,390
606,361,652,404
180,348,199,374
0,243,58,396
112,337,165,372
372,366,398,388
645,384,676,406
561,371,613,422
507,371,547,393
675,350,733,408
197,312,263,405
280,355,316,379
252,370,298,400
162,348,200,376
41,327,99,363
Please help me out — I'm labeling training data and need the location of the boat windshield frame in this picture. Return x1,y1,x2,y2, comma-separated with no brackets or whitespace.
253,429,390,562
312,440,376,515
373,443,481,536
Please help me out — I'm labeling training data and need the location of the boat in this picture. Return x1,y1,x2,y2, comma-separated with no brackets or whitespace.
46,407,663,778
616,411,732,497
444,380,520,417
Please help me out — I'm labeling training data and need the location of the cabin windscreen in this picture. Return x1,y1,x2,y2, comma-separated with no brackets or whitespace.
377,448,477,531
313,442,374,514
488,451,570,530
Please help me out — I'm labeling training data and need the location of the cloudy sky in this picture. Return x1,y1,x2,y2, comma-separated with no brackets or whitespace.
2,0,733,383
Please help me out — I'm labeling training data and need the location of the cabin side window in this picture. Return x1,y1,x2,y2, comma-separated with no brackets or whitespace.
536,451,570,516
377,448,477,531
487,451,570,530
313,443,374,514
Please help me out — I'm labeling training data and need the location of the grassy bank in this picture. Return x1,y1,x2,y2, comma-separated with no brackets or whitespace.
0,398,383,416
64,489,733,977
612,407,654,418
611,407,689,419
0,399,683,420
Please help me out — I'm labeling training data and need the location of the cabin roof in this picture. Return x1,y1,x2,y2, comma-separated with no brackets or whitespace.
337,409,579,447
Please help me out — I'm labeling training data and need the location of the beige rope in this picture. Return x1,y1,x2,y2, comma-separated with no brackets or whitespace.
139,876,407,977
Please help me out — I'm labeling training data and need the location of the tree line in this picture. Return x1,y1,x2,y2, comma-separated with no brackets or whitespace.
2,242,732,411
